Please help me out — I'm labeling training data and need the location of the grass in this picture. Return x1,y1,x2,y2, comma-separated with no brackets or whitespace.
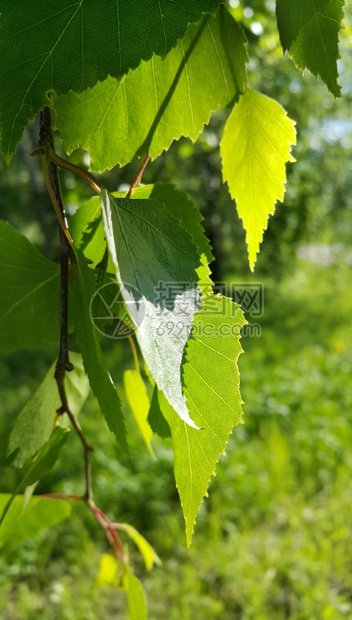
1,258,352,619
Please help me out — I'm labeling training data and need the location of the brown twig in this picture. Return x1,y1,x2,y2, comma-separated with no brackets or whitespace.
38,107,94,501
39,493,125,562
88,500,126,561
40,493,83,500
47,147,104,195
126,154,151,198
37,108,126,562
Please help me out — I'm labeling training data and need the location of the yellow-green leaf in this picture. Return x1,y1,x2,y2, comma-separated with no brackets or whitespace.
123,370,155,459
116,522,161,570
221,88,296,270
95,554,119,588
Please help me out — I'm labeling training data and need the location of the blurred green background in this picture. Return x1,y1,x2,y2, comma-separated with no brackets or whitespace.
1,2,352,618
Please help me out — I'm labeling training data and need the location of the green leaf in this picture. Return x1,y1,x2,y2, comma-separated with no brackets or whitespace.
117,522,161,570
128,184,213,289
123,370,155,458
101,189,202,428
0,221,60,351
7,352,89,467
23,427,70,487
162,295,246,545
73,249,129,454
54,6,247,171
0,494,71,552
124,565,147,620
148,385,171,439
0,0,221,160
69,197,106,266
220,88,296,271
276,0,345,97
0,427,70,526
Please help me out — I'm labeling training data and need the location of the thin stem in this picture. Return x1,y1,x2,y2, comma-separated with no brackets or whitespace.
38,494,125,561
48,147,104,195
42,160,74,246
40,493,83,500
88,500,125,561
126,154,150,198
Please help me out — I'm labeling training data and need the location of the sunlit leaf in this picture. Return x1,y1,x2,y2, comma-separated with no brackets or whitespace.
55,6,247,171
124,565,147,620
148,385,171,439
221,88,296,270
117,522,161,570
95,553,119,588
162,295,246,545
0,0,221,160
123,370,155,458
101,189,202,428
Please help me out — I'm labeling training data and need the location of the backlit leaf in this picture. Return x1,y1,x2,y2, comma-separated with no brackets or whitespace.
0,0,221,160
147,385,171,439
162,295,246,545
95,554,119,588
117,522,161,570
54,6,248,171
221,88,296,270
123,370,155,458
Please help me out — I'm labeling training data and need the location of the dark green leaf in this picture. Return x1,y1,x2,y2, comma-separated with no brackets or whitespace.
73,249,129,454
0,0,221,160
0,221,60,352
7,352,89,467
276,0,345,97
0,427,69,526
147,385,171,439
101,189,202,427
